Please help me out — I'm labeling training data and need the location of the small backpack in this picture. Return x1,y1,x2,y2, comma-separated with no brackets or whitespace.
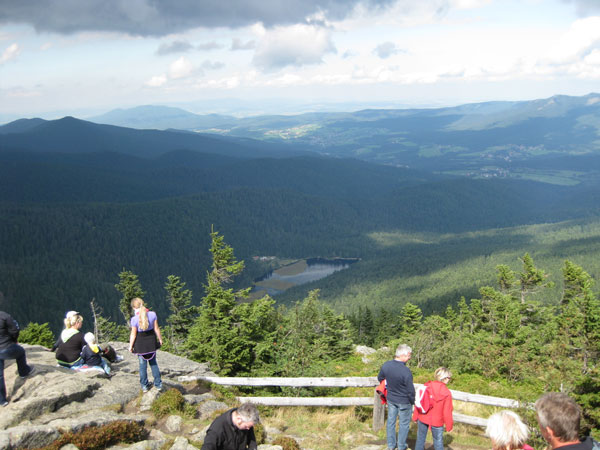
414,383,435,414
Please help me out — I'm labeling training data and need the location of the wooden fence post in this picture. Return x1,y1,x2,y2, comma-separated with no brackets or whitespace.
373,390,385,432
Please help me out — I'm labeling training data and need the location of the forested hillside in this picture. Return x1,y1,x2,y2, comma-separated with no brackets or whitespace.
1,102,600,337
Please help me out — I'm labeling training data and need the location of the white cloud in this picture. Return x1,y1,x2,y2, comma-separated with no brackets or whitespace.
252,24,336,70
145,74,167,87
169,56,194,79
1,43,20,64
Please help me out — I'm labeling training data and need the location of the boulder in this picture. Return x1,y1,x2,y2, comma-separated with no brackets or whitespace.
0,343,215,449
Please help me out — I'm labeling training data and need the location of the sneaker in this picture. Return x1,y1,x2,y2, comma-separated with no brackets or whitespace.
156,385,163,392
1,401,8,407
20,365,36,378
142,383,152,393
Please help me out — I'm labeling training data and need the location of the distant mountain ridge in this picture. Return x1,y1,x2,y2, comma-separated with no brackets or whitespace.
0,116,305,159
78,93,600,181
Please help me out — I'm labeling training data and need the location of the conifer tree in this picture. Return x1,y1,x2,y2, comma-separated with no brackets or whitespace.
115,270,146,323
165,275,197,354
185,229,253,375
399,302,422,334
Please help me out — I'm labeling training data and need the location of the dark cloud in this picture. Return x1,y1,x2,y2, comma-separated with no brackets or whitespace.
562,0,600,16
196,41,223,50
231,38,256,50
156,40,194,55
0,0,397,37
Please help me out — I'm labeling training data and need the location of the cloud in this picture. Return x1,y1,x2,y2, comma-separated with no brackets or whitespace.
231,38,256,50
1,43,20,64
196,41,223,50
373,41,402,59
0,0,397,37
168,56,194,79
252,24,336,70
562,0,600,17
156,40,194,55
145,74,167,87
201,60,225,70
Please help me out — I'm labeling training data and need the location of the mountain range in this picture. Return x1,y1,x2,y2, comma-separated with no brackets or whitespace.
1,93,600,332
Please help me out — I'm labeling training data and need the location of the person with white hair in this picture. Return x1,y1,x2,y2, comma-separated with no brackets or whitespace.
378,344,415,450
80,332,110,375
486,410,533,450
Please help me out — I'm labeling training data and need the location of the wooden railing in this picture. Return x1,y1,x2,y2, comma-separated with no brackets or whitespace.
178,375,526,430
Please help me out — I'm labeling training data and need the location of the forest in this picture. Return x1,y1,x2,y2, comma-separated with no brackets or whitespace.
19,230,600,440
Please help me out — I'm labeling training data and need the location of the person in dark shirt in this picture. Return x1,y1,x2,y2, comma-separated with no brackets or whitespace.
51,311,86,368
80,332,110,375
0,311,35,406
536,392,597,450
378,344,415,450
201,403,259,450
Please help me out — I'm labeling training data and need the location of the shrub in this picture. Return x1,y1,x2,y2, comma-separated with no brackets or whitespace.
151,388,196,419
38,420,146,450
18,322,54,348
272,436,301,450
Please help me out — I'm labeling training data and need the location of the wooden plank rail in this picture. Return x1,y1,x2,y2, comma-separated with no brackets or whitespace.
180,375,522,430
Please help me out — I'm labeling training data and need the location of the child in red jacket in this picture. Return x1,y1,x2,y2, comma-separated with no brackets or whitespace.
413,367,453,450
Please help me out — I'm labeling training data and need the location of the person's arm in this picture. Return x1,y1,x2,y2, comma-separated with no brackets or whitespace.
407,371,415,404
3,313,20,342
377,364,385,382
200,425,220,450
128,327,137,352
443,393,454,432
153,319,163,347
248,427,257,450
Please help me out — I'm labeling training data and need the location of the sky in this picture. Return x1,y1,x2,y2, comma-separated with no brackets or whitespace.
1,0,600,121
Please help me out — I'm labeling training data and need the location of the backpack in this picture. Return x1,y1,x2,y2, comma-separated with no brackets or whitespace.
414,383,435,414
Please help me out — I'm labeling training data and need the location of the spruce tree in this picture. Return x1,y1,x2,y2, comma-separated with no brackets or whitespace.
114,270,146,324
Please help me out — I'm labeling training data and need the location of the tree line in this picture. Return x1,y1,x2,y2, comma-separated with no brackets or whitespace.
19,230,599,436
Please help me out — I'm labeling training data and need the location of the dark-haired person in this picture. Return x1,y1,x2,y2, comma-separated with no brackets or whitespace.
0,311,35,406
535,392,596,450
201,402,259,450
129,297,163,392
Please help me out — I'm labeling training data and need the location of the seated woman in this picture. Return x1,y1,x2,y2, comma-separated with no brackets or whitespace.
51,311,86,369
486,410,533,450
79,332,110,375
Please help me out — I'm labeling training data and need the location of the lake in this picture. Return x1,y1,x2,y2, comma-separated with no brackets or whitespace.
252,257,359,296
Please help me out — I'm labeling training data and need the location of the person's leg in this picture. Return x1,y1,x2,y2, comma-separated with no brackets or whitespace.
100,358,110,375
148,354,162,389
138,356,149,389
0,357,6,404
11,344,30,376
414,420,429,450
386,402,399,449
431,425,444,450
397,403,413,450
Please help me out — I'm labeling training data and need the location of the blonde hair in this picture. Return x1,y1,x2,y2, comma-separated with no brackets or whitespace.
486,410,529,450
64,314,83,329
435,367,452,381
131,297,149,330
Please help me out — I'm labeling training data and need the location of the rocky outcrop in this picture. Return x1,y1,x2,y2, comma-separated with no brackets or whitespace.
0,343,214,449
